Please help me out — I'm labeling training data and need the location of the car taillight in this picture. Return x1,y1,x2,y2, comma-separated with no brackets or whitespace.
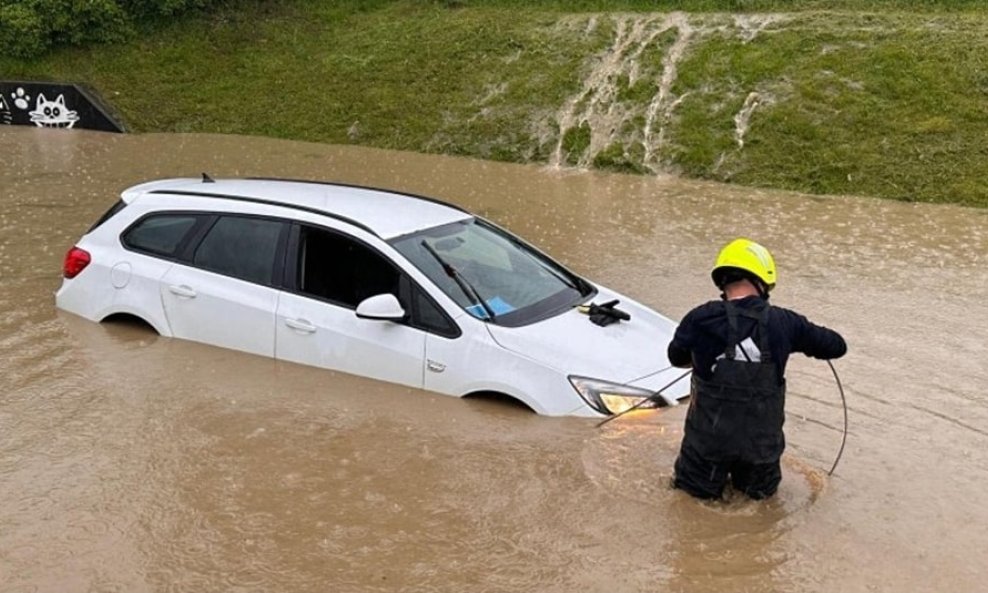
63,246,91,279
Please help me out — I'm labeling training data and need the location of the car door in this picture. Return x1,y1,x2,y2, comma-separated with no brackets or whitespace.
160,214,289,357
275,224,426,387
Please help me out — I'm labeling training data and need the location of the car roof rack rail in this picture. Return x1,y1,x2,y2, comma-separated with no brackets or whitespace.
246,177,469,214
146,189,378,236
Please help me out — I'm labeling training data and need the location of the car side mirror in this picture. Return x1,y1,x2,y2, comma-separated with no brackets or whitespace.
355,293,406,321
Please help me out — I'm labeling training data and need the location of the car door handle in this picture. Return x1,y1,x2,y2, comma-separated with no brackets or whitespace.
284,318,316,334
167,284,197,298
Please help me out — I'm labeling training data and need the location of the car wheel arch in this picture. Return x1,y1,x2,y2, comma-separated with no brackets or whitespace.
462,389,543,414
98,310,168,336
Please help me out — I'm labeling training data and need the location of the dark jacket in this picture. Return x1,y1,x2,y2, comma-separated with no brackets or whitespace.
667,296,847,382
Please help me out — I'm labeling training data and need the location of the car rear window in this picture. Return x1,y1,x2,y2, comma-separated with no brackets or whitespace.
122,214,200,257
87,200,127,233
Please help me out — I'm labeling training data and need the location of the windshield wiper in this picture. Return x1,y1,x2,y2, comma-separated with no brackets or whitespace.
420,240,497,321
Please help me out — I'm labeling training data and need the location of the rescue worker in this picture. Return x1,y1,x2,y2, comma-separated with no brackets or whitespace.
668,238,846,500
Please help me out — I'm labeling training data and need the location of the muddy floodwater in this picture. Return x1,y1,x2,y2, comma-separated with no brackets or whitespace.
1,127,986,593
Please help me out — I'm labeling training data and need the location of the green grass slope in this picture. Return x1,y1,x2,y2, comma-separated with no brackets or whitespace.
2,0,986,206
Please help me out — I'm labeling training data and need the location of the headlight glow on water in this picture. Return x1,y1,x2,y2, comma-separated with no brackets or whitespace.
568,376,658,416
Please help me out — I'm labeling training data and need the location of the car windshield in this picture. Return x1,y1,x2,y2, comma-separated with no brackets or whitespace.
390,218,595,327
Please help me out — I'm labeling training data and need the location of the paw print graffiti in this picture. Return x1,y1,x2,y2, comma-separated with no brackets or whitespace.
11,87,31,110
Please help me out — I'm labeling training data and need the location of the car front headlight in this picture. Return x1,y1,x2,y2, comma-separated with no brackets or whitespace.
568,376,659,416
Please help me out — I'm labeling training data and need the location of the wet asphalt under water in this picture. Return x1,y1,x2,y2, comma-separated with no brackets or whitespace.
1,127,986,592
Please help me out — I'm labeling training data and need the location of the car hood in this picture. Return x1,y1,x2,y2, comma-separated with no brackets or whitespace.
485,286,682,384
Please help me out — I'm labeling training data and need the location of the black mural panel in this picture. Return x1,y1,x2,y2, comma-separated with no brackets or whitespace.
0,81,125,133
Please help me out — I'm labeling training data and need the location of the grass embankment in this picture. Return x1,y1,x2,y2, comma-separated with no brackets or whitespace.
2,0,986,206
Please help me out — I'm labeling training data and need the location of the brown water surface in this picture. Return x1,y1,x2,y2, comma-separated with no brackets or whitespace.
1,127,986,592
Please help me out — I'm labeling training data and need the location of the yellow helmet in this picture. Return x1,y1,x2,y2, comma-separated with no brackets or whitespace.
711,238,777,293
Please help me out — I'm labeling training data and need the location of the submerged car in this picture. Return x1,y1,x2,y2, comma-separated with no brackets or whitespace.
56,177,689,417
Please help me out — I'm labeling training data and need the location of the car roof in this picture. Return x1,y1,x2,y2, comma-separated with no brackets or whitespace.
121,177,473,239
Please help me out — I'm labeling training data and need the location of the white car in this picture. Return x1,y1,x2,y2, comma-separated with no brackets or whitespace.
56,177,690,417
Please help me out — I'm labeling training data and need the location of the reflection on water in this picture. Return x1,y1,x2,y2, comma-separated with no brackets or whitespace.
1,127,986,592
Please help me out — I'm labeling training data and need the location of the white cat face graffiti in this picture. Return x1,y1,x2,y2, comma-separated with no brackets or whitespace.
29,94,80,129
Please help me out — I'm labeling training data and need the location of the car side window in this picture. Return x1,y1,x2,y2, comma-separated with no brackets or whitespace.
293,224,459,337
122,214,200,257
193,216,287,285
296,225,401,308
406,278,460,338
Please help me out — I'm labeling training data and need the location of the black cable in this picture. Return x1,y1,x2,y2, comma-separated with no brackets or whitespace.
826,359,848,476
